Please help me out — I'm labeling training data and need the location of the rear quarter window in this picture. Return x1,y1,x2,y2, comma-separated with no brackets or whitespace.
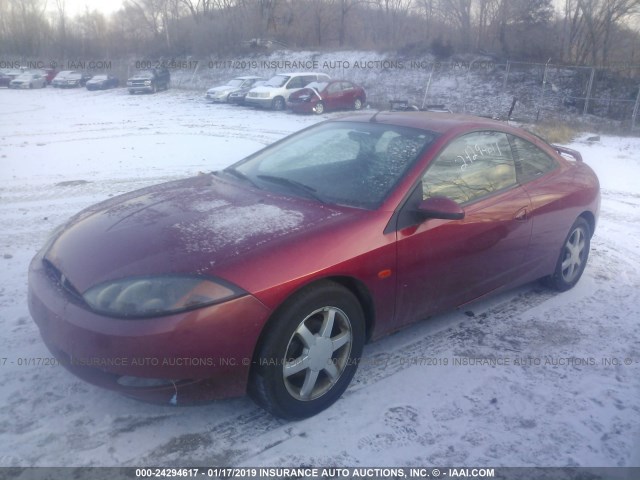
509,135,558,183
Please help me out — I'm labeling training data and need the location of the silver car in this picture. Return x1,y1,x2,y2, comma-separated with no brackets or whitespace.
9,72,46,89
205,76,265,103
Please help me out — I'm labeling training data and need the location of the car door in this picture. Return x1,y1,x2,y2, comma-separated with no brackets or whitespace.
508,134,567,279
284,75,306,99
338,82,355,109
324,82,343,110
394,130,532,327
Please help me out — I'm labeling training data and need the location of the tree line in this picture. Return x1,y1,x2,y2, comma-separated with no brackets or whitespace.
0,0,639,68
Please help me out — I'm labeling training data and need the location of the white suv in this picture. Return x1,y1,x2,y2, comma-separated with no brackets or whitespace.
245,72,330,110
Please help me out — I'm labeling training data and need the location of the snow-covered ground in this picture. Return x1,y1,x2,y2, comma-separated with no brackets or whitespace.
0,87,639,469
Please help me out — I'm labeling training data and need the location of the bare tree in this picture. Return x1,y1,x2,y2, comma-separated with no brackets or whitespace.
438,0,473,50
577,0,640,65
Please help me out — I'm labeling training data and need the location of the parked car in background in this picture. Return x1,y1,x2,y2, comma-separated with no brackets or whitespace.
205,76,265,103
127,68,170,94
245,72,330,110
228,80,266,105
9,72,47,89
288,80,366,114
28,113,599,419
42,68,58,84
86,74,119,90
52,71,92,88
0,69,21,87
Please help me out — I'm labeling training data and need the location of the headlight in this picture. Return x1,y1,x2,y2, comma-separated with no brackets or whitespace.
83,275,245,318
144,80,151,85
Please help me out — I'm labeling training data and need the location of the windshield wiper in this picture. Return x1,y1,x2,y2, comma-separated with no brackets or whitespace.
222,167,260,188
256,174,326,203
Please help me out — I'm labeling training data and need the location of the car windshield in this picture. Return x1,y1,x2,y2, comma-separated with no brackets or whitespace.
15,74,33,80
229,121,437,209
91,75,107,81
265,75,289,87
227,79,244,87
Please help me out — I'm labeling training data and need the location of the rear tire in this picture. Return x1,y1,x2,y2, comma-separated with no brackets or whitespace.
249,282,365,419
353,98,363,110
545,217,591,291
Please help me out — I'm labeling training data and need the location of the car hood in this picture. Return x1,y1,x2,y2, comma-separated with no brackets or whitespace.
249,86,281,94
44,173,355,293
291,88,323,100
207,85,236,94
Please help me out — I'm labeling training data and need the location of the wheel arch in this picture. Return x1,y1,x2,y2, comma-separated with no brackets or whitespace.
578,210,596,238
249,276,376,366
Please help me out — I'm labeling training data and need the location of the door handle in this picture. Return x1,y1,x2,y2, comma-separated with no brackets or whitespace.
514,207,528,222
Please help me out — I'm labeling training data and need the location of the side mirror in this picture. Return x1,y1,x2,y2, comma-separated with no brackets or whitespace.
416,196,465,220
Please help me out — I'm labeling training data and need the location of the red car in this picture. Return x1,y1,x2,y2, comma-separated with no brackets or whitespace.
28,113,599,419
288,80,366,114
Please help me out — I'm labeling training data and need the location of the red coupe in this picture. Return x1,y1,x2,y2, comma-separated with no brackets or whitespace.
288,80,366,114
28,113,599,419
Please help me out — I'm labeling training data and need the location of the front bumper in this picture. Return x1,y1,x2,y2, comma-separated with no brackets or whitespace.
129,86,154,93
288,101,316,113
205,93,228,102
244,96,274,108
28,254,272,404
228,95,246,104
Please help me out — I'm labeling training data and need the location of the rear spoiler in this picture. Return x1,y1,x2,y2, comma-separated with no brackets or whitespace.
552,145,583,163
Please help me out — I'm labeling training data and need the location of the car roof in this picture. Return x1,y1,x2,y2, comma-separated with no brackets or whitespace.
235,75,263,80
334,111,518,135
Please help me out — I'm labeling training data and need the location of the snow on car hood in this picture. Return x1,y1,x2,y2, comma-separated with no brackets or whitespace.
43,173,347,292
207,85,236,94
248,86,279,94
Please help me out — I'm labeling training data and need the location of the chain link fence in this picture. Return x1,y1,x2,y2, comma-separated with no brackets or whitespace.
5,54,639,131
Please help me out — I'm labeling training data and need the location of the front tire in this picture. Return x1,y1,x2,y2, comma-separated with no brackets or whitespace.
272,96,285,111
249,282,365,419
545,217,591,291
313,101,325,115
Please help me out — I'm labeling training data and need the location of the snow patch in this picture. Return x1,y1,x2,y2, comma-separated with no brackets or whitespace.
176,203,305,253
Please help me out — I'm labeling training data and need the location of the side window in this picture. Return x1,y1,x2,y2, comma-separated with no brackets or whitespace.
286,76,305,89
509,135,558,183
422,131,516,204
302,75,317,87
327,83,341,94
